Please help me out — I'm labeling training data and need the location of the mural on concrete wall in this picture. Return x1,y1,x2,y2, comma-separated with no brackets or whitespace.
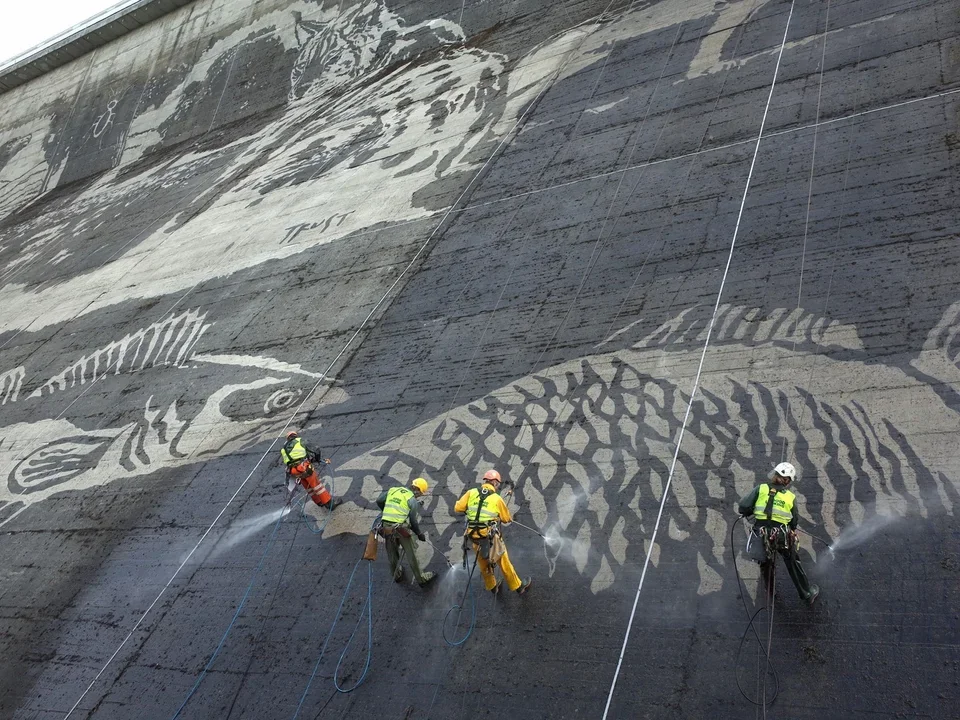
322,303,960,595
1,0,955,594
0,0,791,333
0,309,335,526
0,0,536,332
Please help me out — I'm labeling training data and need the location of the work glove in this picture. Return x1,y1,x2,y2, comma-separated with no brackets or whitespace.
417,532,427,542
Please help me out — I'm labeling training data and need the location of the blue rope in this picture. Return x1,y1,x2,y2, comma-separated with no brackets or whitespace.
298,471,335,535
333,561,373,693
442,553,478,647
291,558,374,718
169,508,287,719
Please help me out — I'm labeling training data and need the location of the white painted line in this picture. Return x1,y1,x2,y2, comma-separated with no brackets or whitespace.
601,2,798,717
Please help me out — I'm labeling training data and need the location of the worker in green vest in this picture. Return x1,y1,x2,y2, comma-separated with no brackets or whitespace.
280,431,341,510
374,478,436,587
738,462,820,606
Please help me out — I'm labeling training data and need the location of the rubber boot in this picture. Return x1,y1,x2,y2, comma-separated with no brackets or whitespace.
489,579,502,594
394,566,406,583
418,571,436,587
806,584,820,606
516,578,532,595
323,497,343,511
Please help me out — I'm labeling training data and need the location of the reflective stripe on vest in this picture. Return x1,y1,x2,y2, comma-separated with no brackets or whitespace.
280,438,307,465
466,487,501,527
382,487,414,525
753,483,795,525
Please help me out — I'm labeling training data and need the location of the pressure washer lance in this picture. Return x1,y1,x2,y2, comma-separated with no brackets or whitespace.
422,533,455,568
509,520,547,539
796,527,836,559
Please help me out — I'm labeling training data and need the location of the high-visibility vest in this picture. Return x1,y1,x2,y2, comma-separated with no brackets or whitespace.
465,487,501,527
382,487,414,525
280,438,307,465
753,484,795,525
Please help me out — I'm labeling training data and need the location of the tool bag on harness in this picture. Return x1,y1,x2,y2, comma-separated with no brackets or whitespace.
364,516,413,561
746,524,790,563
378,523,412,539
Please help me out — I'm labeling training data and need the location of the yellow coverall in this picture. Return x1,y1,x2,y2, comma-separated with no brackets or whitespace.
454,483,522,592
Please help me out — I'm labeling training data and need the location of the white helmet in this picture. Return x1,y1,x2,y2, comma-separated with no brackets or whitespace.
770,462,796,483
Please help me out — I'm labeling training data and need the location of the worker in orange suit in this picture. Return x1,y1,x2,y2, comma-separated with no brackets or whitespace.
280,431,341,510
454,470,532,595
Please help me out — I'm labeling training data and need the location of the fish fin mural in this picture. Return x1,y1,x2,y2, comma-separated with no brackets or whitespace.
9,430,117,495
0,366,24,404
26,309,211,400
327,305,958,595
911,300,960,387
0,303,348,524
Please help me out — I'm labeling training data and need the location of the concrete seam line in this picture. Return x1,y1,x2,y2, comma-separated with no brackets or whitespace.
600,2,798,717
457,84,960,219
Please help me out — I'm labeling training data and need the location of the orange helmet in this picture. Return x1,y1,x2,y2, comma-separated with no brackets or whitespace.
286,431,299,440
482,469,502,484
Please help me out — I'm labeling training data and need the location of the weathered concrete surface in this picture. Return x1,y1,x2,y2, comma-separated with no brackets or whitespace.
1,0,958,718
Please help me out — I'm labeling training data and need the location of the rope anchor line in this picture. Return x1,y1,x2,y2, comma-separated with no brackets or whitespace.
730,516,780,712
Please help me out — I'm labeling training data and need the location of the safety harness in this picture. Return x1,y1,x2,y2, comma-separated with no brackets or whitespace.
463,487,503,562
763,486,778,520
745,486,785,562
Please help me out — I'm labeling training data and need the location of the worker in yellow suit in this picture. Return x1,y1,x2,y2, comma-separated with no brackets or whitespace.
454,470,532,595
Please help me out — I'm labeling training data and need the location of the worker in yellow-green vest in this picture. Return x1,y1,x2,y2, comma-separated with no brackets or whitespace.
374,478,436,587
454,470,531,596
738,462,820,606
280,431,342,511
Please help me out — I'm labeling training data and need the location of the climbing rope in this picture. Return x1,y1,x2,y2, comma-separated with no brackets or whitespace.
730,516,780,710
169,507,288,719
292,558,374,718
442,551,479,647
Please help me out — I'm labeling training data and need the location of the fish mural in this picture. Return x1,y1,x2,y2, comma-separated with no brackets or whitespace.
0,0,796,335
0,0,560,334
320,303,960,595
0,309,342,527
